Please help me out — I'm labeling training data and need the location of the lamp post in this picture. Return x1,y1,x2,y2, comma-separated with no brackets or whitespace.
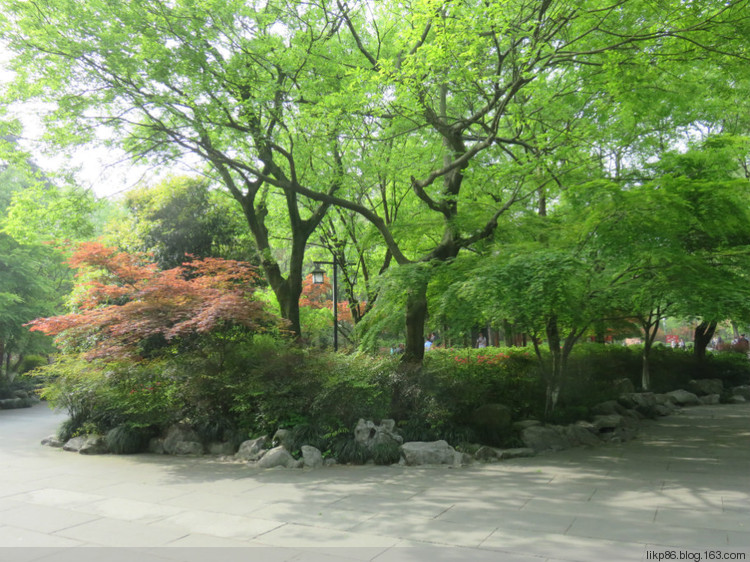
311,258,338,351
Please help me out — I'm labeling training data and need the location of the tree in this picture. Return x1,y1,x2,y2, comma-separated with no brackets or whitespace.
122,176,256,269
27,243,283,360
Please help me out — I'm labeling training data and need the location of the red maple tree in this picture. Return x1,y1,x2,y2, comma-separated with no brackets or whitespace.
27,242,282,360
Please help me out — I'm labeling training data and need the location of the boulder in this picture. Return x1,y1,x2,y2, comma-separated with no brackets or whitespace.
728,395,747,404
591,400,629,417
272,428,294,450
619,392,660,418
163,424,203,455
301,445,324,468
354,419,403,450
688,379,724,396
149,437,165,454
513,420,541,431
700,394,721,405
64,435,109,455
474,446,502,461
613,378,636,394
470,403,513,438
0,398,28,410
236,436,267,461
665,389,701,406
731,385,750,400
255,446,296,469
564,422,602,447
173,441,204,456
520,425,571,453
41,435,64,448
498,448,536,460
401,440,458,466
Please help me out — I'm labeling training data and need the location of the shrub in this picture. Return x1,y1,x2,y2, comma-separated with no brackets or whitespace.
105,424,150,454
371,441,402,465
330,434,370,465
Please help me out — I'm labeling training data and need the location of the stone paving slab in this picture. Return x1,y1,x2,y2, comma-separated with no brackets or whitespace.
1,402,749,561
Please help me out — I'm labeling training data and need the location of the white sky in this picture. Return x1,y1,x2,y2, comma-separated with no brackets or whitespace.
0,46,176,200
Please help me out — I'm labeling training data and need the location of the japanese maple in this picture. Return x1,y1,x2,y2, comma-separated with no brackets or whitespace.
27,242,283,360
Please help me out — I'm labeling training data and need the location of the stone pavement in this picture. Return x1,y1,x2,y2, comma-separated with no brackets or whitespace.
0,403,749,562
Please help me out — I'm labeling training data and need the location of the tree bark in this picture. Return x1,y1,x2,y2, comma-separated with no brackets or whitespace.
693,320,717,361
402,280,428,364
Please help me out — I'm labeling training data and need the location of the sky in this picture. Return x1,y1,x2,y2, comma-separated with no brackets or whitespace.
1,45,171,200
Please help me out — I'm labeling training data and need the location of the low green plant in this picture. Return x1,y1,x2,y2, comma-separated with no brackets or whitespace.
105,424,150,454
330,434,370,465
371,441,402,465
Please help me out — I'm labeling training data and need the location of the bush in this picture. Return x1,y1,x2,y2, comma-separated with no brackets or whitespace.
105,424,151,454
371,441,402,465
330,434,370,465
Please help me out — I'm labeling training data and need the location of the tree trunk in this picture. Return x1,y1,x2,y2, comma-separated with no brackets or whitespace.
693,320,717,361
402,280,428,364
545,316,562,416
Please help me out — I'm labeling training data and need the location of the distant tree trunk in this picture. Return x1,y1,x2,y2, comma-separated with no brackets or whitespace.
693,320,717,361
402,280,428,365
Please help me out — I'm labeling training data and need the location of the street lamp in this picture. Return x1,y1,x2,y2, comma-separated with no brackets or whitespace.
311,259,338,351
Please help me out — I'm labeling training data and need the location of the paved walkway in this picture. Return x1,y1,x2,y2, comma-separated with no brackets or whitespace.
1,403,749,562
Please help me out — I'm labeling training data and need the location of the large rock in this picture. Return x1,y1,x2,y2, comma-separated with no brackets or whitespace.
731,385,750,400
301,445,324,468
272,428,294,451
688,379,724,396
354,419,403,450
64,435,109,455
520,425,571,453
0,397,29,410
498,448,536,460
665,389,701,406
41,435,64,448
470,403,513,438
236,436,267,461
173,441,204,456
619,392,660,418
255,446,296,469
401,440,458,466
564,422,602,447
163,424,203,455
700,394,721,405
591,400,629,417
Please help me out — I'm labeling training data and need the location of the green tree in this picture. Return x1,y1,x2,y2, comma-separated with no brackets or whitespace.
122,176,256,269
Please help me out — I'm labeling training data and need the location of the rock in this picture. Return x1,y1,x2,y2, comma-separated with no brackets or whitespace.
41,435,64,448
700,394,721,405
619,392,660,418
64,435,109,455
591,400,629,417
0,398,28,410
149,437,165,454
731,385,750,400
498,448,536,460
564,422,602,447
272,428,294,450
613,378,636,394
688,379,724,396
474,446,502,461
354,419,403,450
665,389,701,406
521,425,571,453
255,446,296,469
207,442,235,455
163,424,202,455
401,441,457,466
654,404,675,416
173,441,204,456
236,436,267,461
470,403,513,438
301,445,323,468
728,395,747,404
513,420,541,431
592,415,622,431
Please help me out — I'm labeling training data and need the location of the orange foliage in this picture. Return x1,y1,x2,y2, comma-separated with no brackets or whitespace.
27,243,280,360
